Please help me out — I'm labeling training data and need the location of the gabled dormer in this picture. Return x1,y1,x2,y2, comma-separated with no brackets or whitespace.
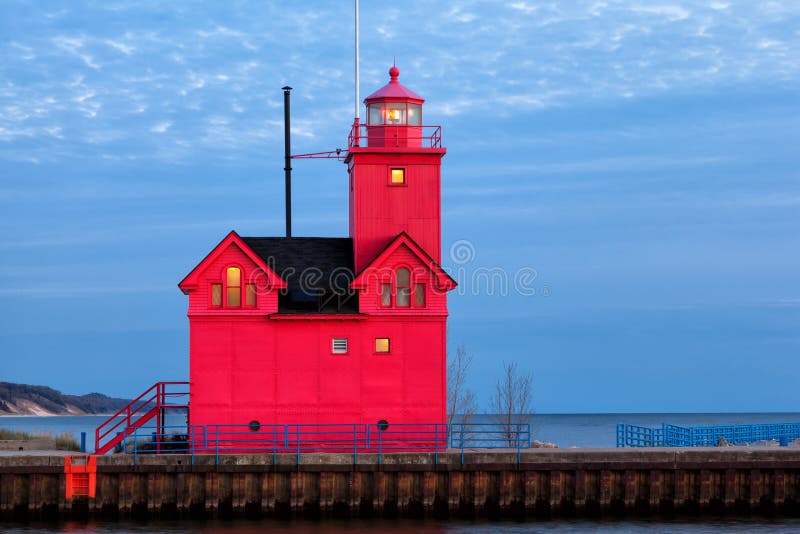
351,232,456,316
179,231,285,316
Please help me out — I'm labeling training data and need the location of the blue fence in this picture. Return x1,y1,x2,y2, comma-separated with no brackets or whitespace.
450,422,531,463
617,422,800,448
121,422,531,464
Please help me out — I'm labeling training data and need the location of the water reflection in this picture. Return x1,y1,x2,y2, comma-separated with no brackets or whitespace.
6,519,800,534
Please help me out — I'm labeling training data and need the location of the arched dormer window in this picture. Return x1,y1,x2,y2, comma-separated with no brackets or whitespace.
226,267,241,307
379,267,425,309
210,266,256,309
396,268,410,307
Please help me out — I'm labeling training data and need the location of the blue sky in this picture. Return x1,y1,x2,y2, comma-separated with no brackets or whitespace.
0,1,798,413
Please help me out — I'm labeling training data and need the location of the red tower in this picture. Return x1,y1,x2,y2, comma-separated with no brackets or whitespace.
177,66,455,436
348,65,446,273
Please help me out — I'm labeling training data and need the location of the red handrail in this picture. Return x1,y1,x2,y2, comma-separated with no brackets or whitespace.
348,124,442,149
95,381,189,454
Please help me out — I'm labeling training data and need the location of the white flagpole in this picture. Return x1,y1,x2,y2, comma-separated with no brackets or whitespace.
354,0,360,121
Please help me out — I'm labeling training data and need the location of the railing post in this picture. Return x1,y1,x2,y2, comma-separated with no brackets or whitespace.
273,426,277,465
378,427,382,466
190,425,195,465
353,425,357,465
296,425,301,466
215,425,219,466
80,432,86,453
434,424,438,465
461,428,465,465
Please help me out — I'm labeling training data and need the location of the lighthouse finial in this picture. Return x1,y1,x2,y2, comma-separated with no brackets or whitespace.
389,60,400,82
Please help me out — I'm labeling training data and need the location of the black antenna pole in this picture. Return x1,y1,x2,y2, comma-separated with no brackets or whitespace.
282,86,292,238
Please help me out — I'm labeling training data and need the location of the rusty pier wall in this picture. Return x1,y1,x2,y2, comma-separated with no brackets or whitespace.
2,448,800,521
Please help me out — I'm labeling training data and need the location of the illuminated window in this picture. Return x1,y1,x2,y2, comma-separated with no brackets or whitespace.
385,103,406,124
332,338,348,354
414,283,426,307
226,267,241,307
375,338,390,353
211,283,222,307
396,268,410,307
380,283,392,307
390,168,405,185
245,283,257,307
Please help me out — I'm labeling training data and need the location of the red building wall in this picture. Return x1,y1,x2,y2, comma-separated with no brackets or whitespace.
185,237,449,429
189,315,446,428
348,151,445,273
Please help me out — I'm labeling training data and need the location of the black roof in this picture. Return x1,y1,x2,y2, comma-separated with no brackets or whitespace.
241,237,354,292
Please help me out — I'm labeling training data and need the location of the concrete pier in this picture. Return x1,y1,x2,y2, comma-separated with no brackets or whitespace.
2,448,800,521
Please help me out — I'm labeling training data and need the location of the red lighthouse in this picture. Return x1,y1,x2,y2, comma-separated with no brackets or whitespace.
177,66,455,435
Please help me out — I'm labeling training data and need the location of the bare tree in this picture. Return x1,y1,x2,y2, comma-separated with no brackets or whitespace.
492,361,533,447
447,344,478,428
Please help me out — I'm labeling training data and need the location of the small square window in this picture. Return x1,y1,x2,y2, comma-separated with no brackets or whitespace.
245,284,257,307
211,284,222,307
332,338,348,354
390,168,405,185
375,338,390,353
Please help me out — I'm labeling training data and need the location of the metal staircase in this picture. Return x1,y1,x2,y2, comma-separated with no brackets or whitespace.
94,382,189,455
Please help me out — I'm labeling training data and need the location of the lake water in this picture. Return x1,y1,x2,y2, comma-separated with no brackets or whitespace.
2,412,799,451
4,518,800,533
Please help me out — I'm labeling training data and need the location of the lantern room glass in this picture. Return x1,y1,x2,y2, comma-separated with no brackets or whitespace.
367,103,421,126
407,104,421,125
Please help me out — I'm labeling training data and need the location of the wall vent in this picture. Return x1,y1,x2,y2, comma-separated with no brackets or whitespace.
332,338,349,354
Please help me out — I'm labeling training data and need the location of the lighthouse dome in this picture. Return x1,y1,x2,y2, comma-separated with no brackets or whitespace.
364,64,424,127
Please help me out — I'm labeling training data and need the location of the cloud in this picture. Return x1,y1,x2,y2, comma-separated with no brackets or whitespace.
104,39,135,55
632,4,691,22
508,2,538,15
0,0,797,163
9,42,36,60
150,121,173,133
52,35,101,69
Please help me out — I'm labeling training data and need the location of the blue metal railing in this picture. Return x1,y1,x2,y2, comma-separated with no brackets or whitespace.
450,422,531,464
617,422,800,448
121,422,530,465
